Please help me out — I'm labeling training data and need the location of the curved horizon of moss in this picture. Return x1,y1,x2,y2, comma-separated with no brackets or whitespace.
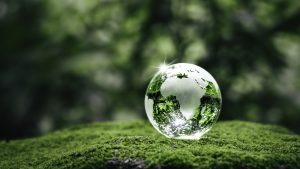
0,120,299,169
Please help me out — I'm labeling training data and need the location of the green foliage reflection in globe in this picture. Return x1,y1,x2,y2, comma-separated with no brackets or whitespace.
145,63,222,139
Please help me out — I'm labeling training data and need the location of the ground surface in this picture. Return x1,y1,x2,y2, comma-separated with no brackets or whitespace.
0,120,299,169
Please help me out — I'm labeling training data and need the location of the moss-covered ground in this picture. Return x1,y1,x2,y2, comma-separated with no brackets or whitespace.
0,120,299,169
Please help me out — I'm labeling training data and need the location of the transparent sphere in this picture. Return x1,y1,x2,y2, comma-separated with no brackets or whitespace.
145,63,222,139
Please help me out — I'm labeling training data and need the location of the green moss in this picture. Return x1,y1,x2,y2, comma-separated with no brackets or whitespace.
1,121,299,169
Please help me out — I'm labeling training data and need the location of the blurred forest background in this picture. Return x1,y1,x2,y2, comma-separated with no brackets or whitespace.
0,0,300,140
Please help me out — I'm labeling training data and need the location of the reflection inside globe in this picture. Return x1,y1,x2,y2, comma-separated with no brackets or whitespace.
145,63,222,139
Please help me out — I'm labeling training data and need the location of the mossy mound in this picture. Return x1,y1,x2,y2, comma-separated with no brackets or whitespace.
0,121,299,169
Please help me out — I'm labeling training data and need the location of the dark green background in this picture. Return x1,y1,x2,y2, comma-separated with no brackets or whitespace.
0,0,300,139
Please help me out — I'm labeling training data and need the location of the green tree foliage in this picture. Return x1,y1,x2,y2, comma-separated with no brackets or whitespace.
0,0,300,139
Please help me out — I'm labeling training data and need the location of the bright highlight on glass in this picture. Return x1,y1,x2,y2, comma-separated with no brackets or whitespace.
145,63,222,139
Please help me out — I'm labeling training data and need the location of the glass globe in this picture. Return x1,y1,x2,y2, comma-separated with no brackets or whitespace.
145,63,222,139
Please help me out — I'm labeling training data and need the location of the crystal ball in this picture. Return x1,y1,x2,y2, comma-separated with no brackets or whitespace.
145,63,222,139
